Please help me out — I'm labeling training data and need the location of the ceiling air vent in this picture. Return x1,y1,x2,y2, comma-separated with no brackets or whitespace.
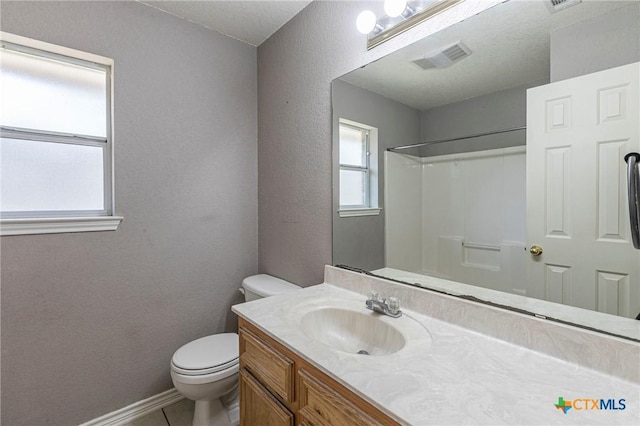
412,41,472,70
545,0,581,14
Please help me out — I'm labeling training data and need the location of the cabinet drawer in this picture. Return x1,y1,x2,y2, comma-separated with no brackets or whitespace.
297,406,331,426
240,369,294,426
298,369,384,426
240,327,295,403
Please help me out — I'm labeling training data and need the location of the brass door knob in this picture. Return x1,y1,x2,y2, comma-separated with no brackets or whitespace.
529,245,543,256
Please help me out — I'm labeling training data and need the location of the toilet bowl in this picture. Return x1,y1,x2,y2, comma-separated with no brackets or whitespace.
170,333,239,426
170,274,300,426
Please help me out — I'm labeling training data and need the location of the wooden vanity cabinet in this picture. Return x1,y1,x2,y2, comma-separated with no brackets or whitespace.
238,318,399,426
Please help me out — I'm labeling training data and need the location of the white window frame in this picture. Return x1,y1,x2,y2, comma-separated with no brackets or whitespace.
0,32,122,236
338,118,381,217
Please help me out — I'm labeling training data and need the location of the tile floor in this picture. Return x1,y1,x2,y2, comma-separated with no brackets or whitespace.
122,398,194,426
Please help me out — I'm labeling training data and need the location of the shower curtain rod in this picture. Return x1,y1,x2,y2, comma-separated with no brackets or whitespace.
387,126,526,153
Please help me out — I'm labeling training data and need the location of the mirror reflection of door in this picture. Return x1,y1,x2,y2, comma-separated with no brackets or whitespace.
526,62,640,317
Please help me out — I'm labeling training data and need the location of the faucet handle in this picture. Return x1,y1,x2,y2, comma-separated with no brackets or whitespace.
387,296,400,314
367,290,380,302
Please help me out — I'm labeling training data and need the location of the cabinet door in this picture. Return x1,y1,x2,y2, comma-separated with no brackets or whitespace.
240,327,295,403
298,369,385,426
240,369,294,426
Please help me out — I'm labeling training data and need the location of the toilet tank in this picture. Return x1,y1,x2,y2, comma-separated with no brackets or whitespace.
241,274,300,301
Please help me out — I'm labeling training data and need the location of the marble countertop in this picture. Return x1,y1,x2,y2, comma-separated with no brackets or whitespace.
233,283,639,425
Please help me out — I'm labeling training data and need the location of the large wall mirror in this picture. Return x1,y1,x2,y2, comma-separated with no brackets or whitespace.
332,0,640,341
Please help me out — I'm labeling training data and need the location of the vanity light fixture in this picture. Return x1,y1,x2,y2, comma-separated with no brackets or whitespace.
357,0,466,50
384,0,408,18
356,10,378,35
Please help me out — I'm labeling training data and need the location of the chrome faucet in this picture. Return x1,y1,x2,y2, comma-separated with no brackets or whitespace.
365,291,402,318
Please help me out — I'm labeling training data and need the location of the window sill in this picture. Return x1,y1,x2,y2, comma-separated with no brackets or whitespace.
338,208,382,218
0,216,124,236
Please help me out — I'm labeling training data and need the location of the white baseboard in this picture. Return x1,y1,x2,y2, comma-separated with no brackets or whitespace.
79,388,184,426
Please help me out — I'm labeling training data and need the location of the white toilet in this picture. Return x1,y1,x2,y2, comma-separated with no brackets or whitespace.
170,274,300,426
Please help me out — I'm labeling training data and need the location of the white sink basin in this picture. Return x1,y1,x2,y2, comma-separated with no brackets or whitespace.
295,299,431,356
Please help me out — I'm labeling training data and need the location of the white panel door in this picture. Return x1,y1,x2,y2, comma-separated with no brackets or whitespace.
527,62,640,318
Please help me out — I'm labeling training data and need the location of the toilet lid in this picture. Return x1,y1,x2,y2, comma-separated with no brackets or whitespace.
171,333,239,376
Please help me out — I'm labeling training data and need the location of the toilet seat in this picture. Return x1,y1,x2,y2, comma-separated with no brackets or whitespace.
171,361,239,386
171,333,238,376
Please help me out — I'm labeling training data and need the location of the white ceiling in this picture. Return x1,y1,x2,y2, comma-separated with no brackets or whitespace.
340,0,631,111
138,0,313,46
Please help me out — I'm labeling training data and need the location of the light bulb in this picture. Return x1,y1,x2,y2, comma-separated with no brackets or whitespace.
356,10,377,34
384,0,407,18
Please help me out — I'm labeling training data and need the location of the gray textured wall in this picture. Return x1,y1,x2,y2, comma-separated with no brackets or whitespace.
331,79,420,270
418,81,546,157
257,0,496,285
550,2,640,82
0,2,257,425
